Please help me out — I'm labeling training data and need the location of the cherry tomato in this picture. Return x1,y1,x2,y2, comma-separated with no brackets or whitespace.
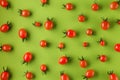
0,0,9,8
0,22,11,33
83,42,89,47
23,52,33,63
18,28,28,42
64,29,76,38
44,19,54,30
64,3,73,10
101,18,110,30
98,55,107,62
58,42,65,50
33,21,41,27
114,43,120,52
91,3,99,11
79,57,87,68
108,71,118,80
40,0,48,6
110,1,119,10
60,73,70,80
25,72,34,80
59,56,68,65
0,44,12,52
98,38,106,46
40,40,47,47
78,15,86,22
84,69,95,79
117,20,120,25
18,9,31,17
40,64,47,73
86,28,93,36
0,67,10,80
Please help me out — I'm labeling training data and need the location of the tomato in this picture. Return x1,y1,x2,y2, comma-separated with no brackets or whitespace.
0,44,12,52
60,73,70,80
0,67,10,80
86,28,93,36
78,15,86,22
18,9,31,17
64,29,76,38
79,57,87,68
117,20,120,25
108,71,118,80
44,19,54,30
91,3,99,11
23,52,33,63
59,56,68,65
100,40,106,46
58,42,65,50
33,21,41,27
40,40,47,47
25,72,33,79
110,1,119,10
101,18,110,30
40,64,47,73
114,43,120,52
0,22,11,32
85,69,95,79
83,42,89,47
0,0,9,8
18,28,28,42
40,0,48,6
64,3,73,10
98,55,107,62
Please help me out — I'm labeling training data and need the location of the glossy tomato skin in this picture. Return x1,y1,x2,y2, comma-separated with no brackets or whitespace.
33,22,41,27
114,43,120,52
0,71,10,80
0,24,10,32
99,55,107,62
86,28,93,36
1,44,12,52
101,20,110,30
83,42,89,47
60,73,70,80
44,20,54,30
59,56,68,65
100,40,106,46
18,28,28,41
19,9,31,17
65,3,73,10
78,15,86,22
117,20,120,25
41,0,47,4
0,0,9,8
23,52,33,63
26,72,33,79
58,42,65,49
109,73,118,80
40,40,47,47
66,29,76,38
85,69,95,78
110,1,119,10
40,64,47,72
80,60,87,68
91,3,99,11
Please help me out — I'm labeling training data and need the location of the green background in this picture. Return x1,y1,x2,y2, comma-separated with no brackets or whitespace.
0,0,120,80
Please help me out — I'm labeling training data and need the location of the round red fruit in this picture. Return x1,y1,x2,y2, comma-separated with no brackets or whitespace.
18,28,28,41
44,19,54,30
79,57,87,68
1,71,10,80
26,72,33,79
40,64,47,72
19,9,31,17
41,0,47,5
110,1,119,10
59,56,68,65
91,3,99,11
0,44,12,52
114,43,120,52
101,19,110,30
78,15,86,22
65,3,73,10
58,42,65,49
64,29,76,38
33,22,41,27
86,28,93,36
40,40,47,47
83,42,89,47
60,73,70,80
108,72,118,80
0,0,9,8
23,52,33,63
98,55,107,62
85,69,95,79
0,23,10,32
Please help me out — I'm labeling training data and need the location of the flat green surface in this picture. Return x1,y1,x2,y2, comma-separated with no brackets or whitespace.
0,0,120,80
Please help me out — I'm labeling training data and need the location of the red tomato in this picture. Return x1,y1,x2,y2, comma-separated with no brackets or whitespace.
18,9,31,17
18,28,28,42
26,72,33,79
83,42,89,47
114,43,120,52
59,56,68,65
0,23,10,32
110,1,119,10
86,28,93,36
40,40,47,47
33,22,41,27
0,44,12,52
64,29,76,38
117,20,120,25
58,42,65,49
78,15,86,22
65,3,73,10
101,19,110,30
44,19,54,30
60,73,70,80
79,57,87,68
108,72,119,80
98,55,107,62
91,3,99,11
0,0,9,8
40,0,48,6
100,40,106,46
23,52,33,63
40,64,47,72
85,69,95,78
0,71,10,80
